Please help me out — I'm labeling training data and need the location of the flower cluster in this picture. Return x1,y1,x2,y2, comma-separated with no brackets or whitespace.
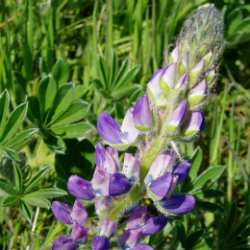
50,5,223,250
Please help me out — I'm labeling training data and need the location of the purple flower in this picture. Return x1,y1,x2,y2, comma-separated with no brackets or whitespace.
147,69,164,102
158,194,196,215
52,236,78,250
51,201,73,224
67,175,96,200
174,72,189,91
148,173,173,200
92,166,110,196
98,218,117,238
122,153,140,182
141,216,168,235
172,160,192,184
133,94,154,131
92,236,110,250
70,224,88,244
95,141,106,168
179,111,205,138
71,199,88,226
165,99,187,133
118,228,143,248
188,78,207,105
160,63,176,90
109,173,132,196
144,151,177,183
126,205,147,229
128,243,154,250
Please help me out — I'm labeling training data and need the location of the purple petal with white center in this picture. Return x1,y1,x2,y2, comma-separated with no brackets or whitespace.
149,173,173,200
133,94,153,130
71,199,88,226
173,160,192,184
92,236,110,250
165,175,179,199
180,111,205,138
181,51,189,70
51,201,73,224
121,108,139,144
188,78,206,98
175,72,189,90
192,58,205,73
95,141,106,168
144,152,176,183
70,224,88,244
99,218,117,238
118,228,143,248
161,63,176,89
52,236,78,250
129,243,154,250
109,173,132,196
97,112,125,145
158,194,196,215
147,69,164,101
67,175,96,200
92,166,110,196
141,216,168,235
166,99,187,133
123,153,140,182
127,205,147,230
104,147,120,174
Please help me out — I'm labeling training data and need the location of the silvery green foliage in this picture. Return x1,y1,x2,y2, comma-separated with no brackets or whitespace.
50,5,226,250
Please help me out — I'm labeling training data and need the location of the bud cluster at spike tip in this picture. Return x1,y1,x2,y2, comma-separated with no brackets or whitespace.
49,5,223,250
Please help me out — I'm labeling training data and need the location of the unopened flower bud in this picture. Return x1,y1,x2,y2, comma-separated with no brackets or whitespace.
71,199,88,226
189,58,205,88
92,236,110,250
53,236,77,250
70,224,88,244
51,201,73,225
160,63,176,95
141,216,168,236
187,78,206,106
109,173,132,196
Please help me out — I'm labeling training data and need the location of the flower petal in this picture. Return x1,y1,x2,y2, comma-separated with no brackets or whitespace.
70,224,88,244
109,173,132,196
52,236,78,250
121,108,139,144
98,218,117,238
158,194,196,215
161,63,176,90
149,173,173,200
123,153,140,182
118,228,143,248
95,141,106,168
141,216,168,235
71,199,88,226
172,160,192,184
97,112,125,145
147,69,164,101
127,205,147,229
104,147,120,174
92,236,110,250
92,166,110,197
133,94,153,131
129,243,154,250
67,175,96,200
51,201,73,224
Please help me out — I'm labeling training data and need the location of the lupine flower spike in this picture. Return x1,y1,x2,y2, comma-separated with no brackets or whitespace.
51,5,223,249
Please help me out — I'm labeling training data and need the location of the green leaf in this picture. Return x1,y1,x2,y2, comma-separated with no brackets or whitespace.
25,188,67,198
111,84,142,99
0,178,17,195
114,102,125,120
0,102,28,145
2,196,18,207
189,147,202,181
24,166,51,194
227,9,243,35
39,57,48,80
173,221,186,247
47,83,75,124
0,89,9,133
113,64,140,91
97,54,108,89
5,128,38,149
193,189,226,199
50,101,90,127
190,166,225,192
113,57,130,88
226,201,237,233
50,123,94,138
27,96,40,123
3,147,20,161
52,59,70,87
38,75,57,121
190,237,215,250
13,162,23,193
20,201,33,222
184,230,205,249
21,196,50,209
108,49,118,89
195,200,226,215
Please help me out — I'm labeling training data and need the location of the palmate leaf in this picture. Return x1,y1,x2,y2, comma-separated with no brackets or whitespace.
26,188,67,198
111,84,142,99
20,200,33,223
51,59,70,87
183,230,205,249
3,147,20,161
0,89,9,132
50,123,94,139
13,162,23,193
21,195,51,209
39,57,48,80
97,54,108,89
195,199,226,215
0,178,17,196
0,102,28,145
50,101,90,127
2,196,18,207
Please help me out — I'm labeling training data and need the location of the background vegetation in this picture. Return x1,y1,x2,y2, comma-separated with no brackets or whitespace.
0,0,249,249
